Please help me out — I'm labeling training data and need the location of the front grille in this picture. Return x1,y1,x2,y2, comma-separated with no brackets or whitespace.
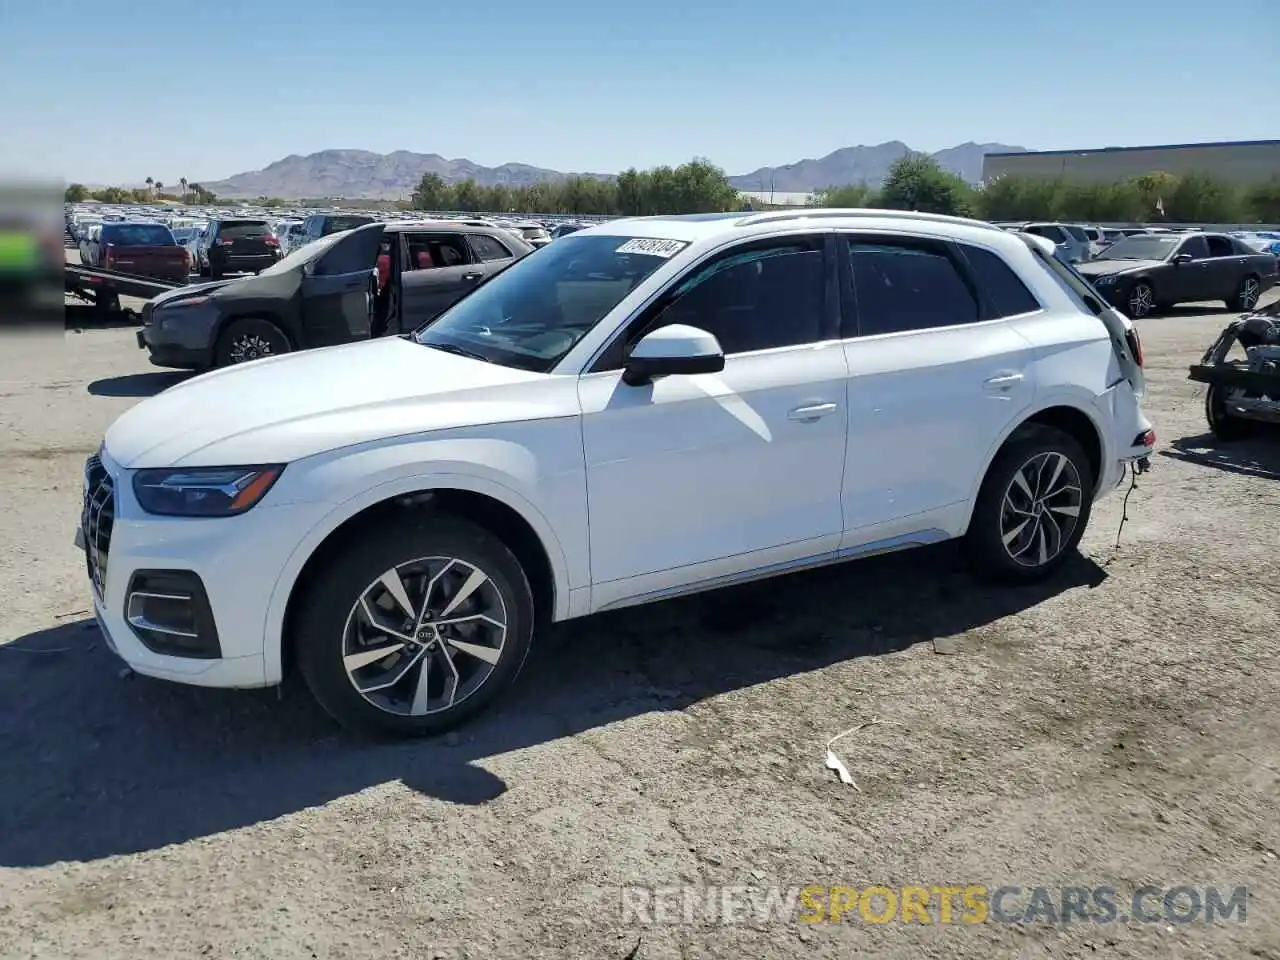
82,455,116,599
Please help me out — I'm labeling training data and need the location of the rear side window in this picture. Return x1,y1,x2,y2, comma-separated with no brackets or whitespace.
468,233,513,262
959,245,1041,318
846,238,978,335
103,224,174,246
1204,235,1234,257
1064,225,1089,243
404,233,470,270
218,220,270,240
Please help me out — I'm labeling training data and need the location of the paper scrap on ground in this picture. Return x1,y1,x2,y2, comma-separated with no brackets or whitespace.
824,718,905,791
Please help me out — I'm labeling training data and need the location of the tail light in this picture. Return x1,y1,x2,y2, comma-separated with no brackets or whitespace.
264,234,278,246
1125,326,1144,367
217,238,235,247
103,245,115,268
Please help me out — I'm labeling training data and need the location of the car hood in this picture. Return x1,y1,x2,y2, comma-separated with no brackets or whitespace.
104,337,566,468
148,278,237,307
1075,259,1165,278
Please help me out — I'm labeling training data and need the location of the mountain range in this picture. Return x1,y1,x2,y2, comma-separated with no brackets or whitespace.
200,141,1026,200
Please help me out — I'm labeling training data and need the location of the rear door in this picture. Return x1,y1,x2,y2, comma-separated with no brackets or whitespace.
836,233,1039,536
299,223,384,347
396,231,481,327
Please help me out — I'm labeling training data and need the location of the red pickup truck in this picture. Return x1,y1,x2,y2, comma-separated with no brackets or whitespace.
94,222,190,284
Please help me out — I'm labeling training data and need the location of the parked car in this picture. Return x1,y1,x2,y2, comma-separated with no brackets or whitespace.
171,226,202,272
550,222,586,239
88,222,189,283
1076,232,1278,318
196,219,281,279
294,213,376,252
87,209,1153,736
78,224,102,266
1014,222,1092,264
508,220,552,248
140,220,532,370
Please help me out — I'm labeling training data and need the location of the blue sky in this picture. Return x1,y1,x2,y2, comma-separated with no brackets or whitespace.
3,0,1275,186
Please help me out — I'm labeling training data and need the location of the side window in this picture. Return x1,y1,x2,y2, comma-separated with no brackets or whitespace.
846,238,979,335
1179,236,1211,259
1204,235,1234,258
641,238,826,355
468,233,513,262
315,235,375,276
404,233,470,270
959,245,1041,318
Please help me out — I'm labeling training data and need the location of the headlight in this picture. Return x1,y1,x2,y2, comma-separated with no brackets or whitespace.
132,465,284,517
1091,275,1115,286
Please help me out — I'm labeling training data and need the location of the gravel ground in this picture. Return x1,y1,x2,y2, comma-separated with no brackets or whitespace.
1,291,1278,960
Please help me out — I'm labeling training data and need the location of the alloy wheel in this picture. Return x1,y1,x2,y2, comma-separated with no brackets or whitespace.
1240,277,1260,310
999,451,1083,568
341,556,508,717
1127,283,1154,318
228,334,275,363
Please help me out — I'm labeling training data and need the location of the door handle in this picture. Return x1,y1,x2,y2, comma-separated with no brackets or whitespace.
787,402,838,422
462,272,483,281
983,372,1025,393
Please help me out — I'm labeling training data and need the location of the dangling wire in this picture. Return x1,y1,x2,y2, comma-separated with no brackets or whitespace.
1114,462,1140,550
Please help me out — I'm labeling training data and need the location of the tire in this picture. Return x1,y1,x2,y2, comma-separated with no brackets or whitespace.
1205,384,1256,441
1225,274,1261,313
209,263,223,280
1124,281,1156,319
198,262,210,278
964,426,1094,584
293,516,536,738
96,291,121,318
213,317,291,367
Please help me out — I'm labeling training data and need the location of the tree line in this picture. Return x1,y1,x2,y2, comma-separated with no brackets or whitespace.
65,182,218,204
68,153,1280,224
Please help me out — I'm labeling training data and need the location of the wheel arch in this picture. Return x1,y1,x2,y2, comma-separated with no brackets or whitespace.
264,474,571,684
961,399,1107,532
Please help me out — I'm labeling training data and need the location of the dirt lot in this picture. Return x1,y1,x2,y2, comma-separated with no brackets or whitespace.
1,295,1278,960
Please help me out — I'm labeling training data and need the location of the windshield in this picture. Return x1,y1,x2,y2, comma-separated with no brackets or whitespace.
257,230,345,277
1096,236,1180,261
520,226,551,241
106,224,174,245
413,233,684,373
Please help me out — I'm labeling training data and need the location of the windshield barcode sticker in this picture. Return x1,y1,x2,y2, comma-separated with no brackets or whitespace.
615,238,687,258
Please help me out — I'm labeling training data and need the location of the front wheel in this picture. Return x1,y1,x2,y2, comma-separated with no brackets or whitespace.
213,317,291,367
1125,281,1156,319
965,427,1094,583
293,517,535,737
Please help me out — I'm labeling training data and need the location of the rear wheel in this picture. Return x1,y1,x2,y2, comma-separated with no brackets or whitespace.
1226,275,1261,313
293,516,535,737
213,317,291,367
965,427,1094,583
1205,384,1256,441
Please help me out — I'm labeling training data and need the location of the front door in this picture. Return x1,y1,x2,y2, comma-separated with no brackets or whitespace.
299,223,384,348
835,234,1039,540
397,232,487,328
1168,234,1213,303
578,234,849,609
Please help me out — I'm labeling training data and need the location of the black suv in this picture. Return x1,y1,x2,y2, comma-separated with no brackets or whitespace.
198,219,281,279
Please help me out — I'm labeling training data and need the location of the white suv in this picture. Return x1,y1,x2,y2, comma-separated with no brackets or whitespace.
78,210,1154,736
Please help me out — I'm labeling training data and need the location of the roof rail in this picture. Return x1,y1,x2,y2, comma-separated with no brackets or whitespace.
733,207,1003,232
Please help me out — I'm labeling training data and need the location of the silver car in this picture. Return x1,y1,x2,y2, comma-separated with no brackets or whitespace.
1016,222,1093,264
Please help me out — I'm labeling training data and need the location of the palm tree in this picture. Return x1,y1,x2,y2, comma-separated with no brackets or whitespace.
180,177,188,201
145,176,154,197
155,181,165,197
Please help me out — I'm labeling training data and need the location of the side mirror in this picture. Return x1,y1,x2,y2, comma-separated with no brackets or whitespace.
622,324,725,386
1173,253,1194,264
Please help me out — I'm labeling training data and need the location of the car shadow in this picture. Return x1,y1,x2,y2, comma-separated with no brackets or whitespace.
87,371,192,398
0,545,1106,867
1161,431,1280,480
65,304,140,331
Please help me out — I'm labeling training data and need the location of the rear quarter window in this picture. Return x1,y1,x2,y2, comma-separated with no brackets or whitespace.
960,245,1041,318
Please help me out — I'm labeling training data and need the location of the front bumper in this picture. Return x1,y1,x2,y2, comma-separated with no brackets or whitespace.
77,449,330,688
139,302,220,369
